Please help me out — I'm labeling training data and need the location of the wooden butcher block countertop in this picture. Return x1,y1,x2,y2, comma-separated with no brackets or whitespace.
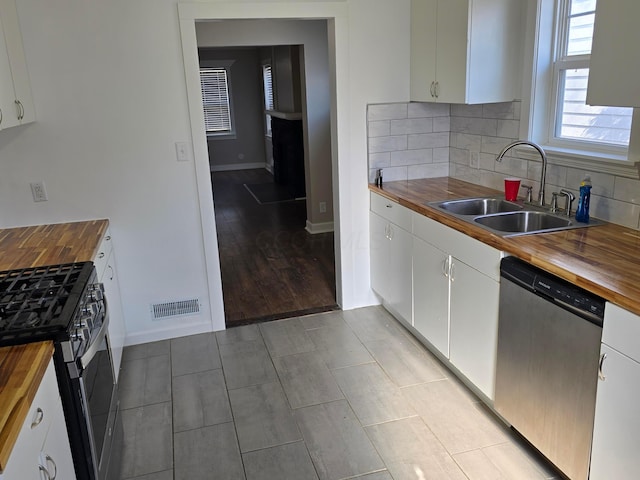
370,177,640,317
0,219,108,471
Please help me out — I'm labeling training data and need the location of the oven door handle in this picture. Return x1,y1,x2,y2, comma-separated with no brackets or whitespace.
80,312,109,370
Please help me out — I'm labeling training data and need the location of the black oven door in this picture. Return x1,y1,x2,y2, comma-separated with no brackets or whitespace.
70,312,121,480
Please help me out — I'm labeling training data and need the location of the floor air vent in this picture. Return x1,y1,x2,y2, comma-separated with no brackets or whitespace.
151,298,200,320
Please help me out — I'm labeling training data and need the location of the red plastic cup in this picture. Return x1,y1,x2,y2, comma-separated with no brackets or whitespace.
504,178,521,201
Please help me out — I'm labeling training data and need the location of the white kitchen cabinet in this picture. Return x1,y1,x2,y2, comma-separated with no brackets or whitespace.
410,0,522,104
587,0,640,108
370,193,413,325
412,212,501,399
0,0,35,129
95,228,126,382
0,359,75,480
590,303,640,479
412,236,449,356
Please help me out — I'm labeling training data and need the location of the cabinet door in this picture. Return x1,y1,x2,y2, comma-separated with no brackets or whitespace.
413,236,449,356
590,344,640,479
103,250,125,382
369,211,389,300
449,259,499,400
434,0,468,103
387,223,413,324
0,18,18,130
0,0,34,124
40,404,76,480
409,0,437,102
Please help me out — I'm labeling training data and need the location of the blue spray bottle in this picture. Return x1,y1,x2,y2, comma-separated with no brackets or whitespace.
575,176,592,223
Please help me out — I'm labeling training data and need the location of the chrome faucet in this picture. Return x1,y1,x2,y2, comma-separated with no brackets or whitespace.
496,140,548,206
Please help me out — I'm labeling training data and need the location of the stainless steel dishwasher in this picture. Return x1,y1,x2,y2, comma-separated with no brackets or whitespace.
495,256,605,480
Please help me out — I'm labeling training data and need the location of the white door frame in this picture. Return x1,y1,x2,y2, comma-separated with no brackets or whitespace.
177,2,349,331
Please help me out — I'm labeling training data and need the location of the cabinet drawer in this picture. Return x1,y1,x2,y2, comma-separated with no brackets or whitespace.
370,192,412,232
603,303,640,362
94,228,113,280
413,212,502,281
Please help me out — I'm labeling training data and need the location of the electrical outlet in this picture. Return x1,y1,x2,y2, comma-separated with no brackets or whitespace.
319,202,327,213
30,182,48,202
470,151,479,169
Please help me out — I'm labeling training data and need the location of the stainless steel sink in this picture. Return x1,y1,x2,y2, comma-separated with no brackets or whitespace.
435,198,522,216
474,211,574,235
428,196,604,236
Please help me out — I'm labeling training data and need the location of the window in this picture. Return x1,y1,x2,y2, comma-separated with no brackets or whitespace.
551,0,632,149
262,64,274,136
200,67,233,135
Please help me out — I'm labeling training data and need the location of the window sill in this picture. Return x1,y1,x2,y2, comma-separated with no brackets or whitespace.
207,132,237,141
514,145,639,179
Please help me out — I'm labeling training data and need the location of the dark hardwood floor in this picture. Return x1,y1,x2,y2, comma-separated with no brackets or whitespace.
212,169,337,327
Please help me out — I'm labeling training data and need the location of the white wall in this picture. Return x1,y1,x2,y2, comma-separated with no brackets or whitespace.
0,0,410,343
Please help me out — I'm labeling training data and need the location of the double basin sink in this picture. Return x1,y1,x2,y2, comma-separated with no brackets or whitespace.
428,197,602,236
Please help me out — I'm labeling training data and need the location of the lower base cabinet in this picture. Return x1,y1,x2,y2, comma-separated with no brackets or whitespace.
590,303,640,479
0,358,75,480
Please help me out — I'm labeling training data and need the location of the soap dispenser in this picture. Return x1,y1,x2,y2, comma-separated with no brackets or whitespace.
575,176,592,223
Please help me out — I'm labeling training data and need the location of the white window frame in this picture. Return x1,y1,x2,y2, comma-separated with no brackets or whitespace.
520,0,640,177
199,60,236,140
262,63,275,137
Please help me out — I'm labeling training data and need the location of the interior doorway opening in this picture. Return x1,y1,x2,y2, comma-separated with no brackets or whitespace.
195,25,337,327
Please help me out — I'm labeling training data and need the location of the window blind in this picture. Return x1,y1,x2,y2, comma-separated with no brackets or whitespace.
200,68,232,133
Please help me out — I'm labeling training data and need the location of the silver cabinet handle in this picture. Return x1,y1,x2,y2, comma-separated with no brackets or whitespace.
598,353,607,381
387,224,394,240
105,235,111,241
0,107,3,125
39,464,51,480
108,264,114,281
98,252,105,258
442,258,449,278
31,407,44,429
434,81,440,98
449,260,455,282
15,100,24,120
43,454,57,479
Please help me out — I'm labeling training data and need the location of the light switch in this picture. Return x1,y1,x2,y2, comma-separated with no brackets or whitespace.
175,142,190,162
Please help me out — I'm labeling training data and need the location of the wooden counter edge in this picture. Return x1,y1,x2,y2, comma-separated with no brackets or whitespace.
0,341,55,473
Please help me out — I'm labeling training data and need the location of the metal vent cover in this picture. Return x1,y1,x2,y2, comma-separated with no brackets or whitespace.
151,298,200,320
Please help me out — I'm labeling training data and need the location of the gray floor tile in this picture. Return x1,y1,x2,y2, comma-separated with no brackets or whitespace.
454,442,556,480
122,340,171,362
229,381,302,452
365,416,467,480
342,305,411,344
219,339,278,389
365,333,447,387
243,441,319,480
299,310,347,330
216,323,261,345
172,368,232,432
306,323,374,369
122,470,173,480
171,332,221,376
259,317,316,357
119,355,171,410
350,472,394,479
402,379,509,455
273,351,344,409
332,363,416,426
119,402,173,479
295,400,385,480
174,422,245,480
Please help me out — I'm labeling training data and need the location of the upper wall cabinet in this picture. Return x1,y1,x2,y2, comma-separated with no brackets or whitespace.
587,0,640,107
0,0,35,130
410,0,522,104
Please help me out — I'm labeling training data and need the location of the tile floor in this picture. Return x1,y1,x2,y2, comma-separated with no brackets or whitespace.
117,306,561,480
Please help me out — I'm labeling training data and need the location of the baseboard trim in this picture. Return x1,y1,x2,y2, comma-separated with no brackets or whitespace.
123,320,216,346
210,162,267,172
305,220,334,234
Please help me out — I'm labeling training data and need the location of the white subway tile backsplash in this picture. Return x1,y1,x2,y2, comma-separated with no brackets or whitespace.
391,149,433,166
407,132,449,149
367,100,640,229
368,152,391,169
368,120,391,137
614,177,640,204
390,118,433,135
368,135,407,153
367,103,408,121
408,102,450,118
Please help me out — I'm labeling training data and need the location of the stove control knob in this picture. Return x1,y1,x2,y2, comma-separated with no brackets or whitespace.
89,283,105,302
83,302,99,316
71,328,90,342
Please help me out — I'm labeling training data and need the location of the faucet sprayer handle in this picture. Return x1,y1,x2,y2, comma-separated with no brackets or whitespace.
521,184,533,203
558,190,576,216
